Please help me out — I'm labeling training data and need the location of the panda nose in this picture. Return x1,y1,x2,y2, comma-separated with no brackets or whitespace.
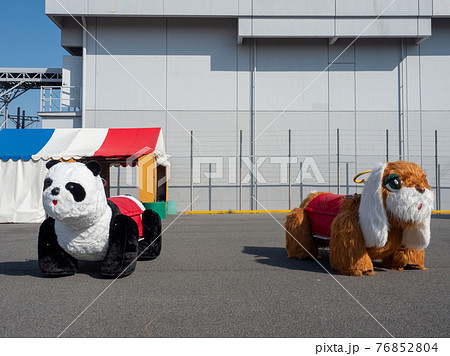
51,187,60,196
416,186,425,194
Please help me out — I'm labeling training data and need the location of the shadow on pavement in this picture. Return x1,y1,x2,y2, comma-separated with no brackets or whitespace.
0,260,105,279
0,260,43,277
242,246,337,274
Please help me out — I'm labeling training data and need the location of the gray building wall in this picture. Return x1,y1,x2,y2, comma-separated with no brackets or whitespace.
44,1,450,211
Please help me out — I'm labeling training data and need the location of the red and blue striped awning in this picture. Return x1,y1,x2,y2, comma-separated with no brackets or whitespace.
0,128,165,161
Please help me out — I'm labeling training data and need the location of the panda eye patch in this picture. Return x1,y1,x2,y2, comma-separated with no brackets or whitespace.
383,174,402,192
43,178,53,191
65,182,86,202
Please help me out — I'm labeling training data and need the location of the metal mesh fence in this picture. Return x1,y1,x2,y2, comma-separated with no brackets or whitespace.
109,128,450,212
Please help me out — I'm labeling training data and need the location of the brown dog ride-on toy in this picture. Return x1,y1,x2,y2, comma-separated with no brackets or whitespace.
285,161,434,276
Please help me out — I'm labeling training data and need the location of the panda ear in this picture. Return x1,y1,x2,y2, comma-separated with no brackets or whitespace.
46,160,60,170
85,161,101,176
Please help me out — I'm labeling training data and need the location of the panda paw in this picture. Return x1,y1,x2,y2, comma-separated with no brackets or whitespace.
38,218,78,277
39,255,78,277
100,215,139,278
100,256,137,278
138,209,162,260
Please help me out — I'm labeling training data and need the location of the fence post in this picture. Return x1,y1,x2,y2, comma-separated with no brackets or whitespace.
386,129,389,162
288,129,292,210
438,163,441,211
299,161,303,203
190,130,194,211
255,161,258,210
337,128,340,194
346,162,349,195
239,130,243,210
209,163,212,211
435,130,438,210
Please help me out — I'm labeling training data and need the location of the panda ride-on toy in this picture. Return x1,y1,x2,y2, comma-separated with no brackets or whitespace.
38,160,162,278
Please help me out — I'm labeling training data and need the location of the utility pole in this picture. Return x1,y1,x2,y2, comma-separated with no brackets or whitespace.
22,110,25,129
16,107,20,129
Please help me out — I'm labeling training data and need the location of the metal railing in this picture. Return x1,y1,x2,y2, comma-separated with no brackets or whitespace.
107,128,450,212
40,86,81,113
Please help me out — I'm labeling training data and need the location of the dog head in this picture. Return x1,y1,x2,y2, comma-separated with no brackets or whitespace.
358,161,433,249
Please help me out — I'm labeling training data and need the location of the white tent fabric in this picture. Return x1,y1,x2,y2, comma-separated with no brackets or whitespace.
0,159,48,223
34,128,108,160
0,128,167,223
155,130,170,166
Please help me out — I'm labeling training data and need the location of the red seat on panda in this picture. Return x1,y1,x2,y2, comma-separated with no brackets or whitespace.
108,196,145,237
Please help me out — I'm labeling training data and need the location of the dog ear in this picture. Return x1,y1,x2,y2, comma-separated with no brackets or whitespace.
358,163,389,248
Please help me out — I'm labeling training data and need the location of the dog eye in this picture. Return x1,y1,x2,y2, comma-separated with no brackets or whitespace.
43,178,52,191
384,174,402,192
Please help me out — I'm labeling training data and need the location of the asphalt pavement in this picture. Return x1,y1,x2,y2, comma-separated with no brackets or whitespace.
0,213,448,338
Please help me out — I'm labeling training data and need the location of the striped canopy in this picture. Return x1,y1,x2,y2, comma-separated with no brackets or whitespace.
0,128,166,161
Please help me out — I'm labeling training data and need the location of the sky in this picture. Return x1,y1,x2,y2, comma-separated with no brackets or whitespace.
0,0,68,128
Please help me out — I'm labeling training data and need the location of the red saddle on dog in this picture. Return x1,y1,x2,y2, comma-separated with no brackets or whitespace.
304,193,346,238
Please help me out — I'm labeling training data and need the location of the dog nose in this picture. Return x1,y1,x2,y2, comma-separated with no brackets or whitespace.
51,187,60,196
416,186,425,194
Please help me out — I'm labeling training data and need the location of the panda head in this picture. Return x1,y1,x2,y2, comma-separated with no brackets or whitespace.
42,160,108,228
